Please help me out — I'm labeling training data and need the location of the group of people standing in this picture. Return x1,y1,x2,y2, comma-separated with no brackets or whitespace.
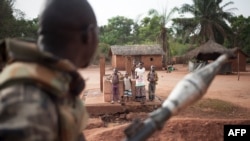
109,61,158,105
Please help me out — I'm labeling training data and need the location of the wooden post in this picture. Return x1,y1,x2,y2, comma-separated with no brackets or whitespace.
237,49,240,81
100,56,105,91
125,56,132,75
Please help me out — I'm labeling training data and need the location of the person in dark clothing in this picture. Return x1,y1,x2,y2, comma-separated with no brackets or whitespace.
0,0,99,141
147,65,158,101
110,68,120,104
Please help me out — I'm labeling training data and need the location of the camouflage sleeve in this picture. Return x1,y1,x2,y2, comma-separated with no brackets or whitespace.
0,84,58,141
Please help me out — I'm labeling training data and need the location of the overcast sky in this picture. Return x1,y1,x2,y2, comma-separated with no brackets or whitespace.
14,0,250,26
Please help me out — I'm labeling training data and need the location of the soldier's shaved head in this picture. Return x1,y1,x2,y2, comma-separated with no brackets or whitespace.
38,0,99,68
39,0,97,33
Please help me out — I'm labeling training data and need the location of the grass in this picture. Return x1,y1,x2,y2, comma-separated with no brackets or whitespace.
175,98,250,119
193,98,241,114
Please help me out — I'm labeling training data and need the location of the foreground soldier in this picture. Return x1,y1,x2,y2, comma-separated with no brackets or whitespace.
0,0,98,141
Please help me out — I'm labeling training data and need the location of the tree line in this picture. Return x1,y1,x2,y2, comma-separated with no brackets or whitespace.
0,0,38,40
1,0,250,63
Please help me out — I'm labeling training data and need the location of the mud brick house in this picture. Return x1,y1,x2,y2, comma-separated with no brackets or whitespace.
231,48,248,72
110,45,164,71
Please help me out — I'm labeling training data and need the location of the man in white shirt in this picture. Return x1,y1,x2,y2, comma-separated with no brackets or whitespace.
135,62,146,104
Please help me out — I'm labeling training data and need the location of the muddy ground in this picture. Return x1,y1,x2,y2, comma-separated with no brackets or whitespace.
79,64,250,141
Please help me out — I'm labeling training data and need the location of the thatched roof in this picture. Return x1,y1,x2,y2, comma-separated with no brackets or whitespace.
110,45,164,56
185,40,231,60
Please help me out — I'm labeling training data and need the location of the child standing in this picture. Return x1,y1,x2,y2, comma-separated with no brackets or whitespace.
147,65,158,101
131,60,137,79
110,68,120,104
122,72,132,103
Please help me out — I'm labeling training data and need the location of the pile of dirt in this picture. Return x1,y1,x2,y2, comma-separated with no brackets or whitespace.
84,98,250,141
84,119,250,141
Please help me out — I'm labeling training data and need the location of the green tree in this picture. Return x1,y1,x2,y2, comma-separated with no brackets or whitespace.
139,7,177,67
175,0,236,44
230,15,250,56
0,0,15,39
0,0,39,39
15,17,39,39
91,43,111,64
99,16,134,45
138,14,161,43
129,15,143,44
172,18,194,44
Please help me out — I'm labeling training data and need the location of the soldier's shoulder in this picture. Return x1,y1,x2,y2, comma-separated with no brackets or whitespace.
0,83,53,103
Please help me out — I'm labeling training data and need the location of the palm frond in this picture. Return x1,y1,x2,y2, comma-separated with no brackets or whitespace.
176,0,236,44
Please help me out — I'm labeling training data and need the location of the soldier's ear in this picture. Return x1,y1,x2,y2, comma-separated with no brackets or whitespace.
81,30,88,43
82,24,98,44
81,25,91,43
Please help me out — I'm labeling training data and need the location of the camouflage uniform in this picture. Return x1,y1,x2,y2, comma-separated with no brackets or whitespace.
0,39,88,141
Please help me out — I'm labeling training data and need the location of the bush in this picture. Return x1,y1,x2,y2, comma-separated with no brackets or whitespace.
91,43,111,65
169,40,190,56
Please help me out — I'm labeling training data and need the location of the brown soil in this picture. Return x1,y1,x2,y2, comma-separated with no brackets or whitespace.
79,64,250,141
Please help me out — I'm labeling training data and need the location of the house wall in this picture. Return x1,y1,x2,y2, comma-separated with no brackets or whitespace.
231,52,247,72
111,55,116,69
112,55,125,69
112,55,162,70
141,55,162,70
111,55,124,69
